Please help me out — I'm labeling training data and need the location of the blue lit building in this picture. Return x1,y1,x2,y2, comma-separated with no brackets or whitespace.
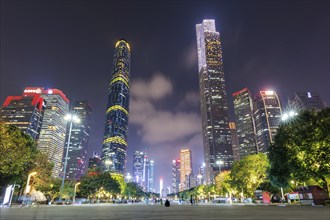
101,39,131,174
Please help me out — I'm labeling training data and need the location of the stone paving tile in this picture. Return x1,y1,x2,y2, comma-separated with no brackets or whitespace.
0,204,329,220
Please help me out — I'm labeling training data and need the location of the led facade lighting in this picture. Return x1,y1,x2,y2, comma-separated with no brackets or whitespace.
101,39,131,174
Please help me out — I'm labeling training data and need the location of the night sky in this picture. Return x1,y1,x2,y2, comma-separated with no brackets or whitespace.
1,1,329,192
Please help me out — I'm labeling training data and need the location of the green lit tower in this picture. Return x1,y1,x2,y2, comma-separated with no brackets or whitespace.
102,39,131,174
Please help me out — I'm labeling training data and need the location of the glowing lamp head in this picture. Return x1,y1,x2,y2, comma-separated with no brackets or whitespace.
282,113,289,121
48,89,53,94
64,114,72,121
72,115,80,123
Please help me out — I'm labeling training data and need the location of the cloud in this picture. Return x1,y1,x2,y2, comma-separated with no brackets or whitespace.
129,73,202,145
131,73,173,100
142,111,201,144
178,91,200,108
182,42,198,70
130,97,201,145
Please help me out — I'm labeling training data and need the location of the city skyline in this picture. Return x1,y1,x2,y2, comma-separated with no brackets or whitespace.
0,1,329,191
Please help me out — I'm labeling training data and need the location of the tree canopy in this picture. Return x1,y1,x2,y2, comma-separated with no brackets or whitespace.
269,109,330,191
230,153,269,197
79,170,121,199
0,124,38,187
123,182,144,199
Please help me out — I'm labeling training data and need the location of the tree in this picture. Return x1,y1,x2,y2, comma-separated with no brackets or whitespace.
111,173,125,194
0,124,38,188
37,178,62,202
123,182,144,199
79,170,121,201
269,109,330,191
30,151,54,193
79,171,100,200
215,171,232,196
97,172,120,195
230,154,269,197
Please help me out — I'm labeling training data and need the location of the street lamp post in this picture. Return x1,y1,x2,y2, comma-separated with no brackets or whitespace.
60,114,80,201
73,182,81,204
126,173,132,182
197,174,202,186
216,160,223,174
280,111,298,201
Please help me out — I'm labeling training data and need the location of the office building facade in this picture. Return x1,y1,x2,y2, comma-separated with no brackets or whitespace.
229,122,240,161
253,91,282,153
0,92,45,141
147,160,154,192
133,151,145,185
21,87,70,177
180,149,192,191
63,101,92,180
196,19,233,183
171,159,181,194
233,88,258,158
101,39,131,174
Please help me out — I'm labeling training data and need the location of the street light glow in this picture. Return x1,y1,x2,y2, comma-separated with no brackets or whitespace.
216,160,223,165
64,114,72,121
282,111,298,121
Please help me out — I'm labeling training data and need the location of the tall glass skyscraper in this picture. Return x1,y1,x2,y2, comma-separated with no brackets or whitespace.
171,159,180,194
196,19,233,184
147,160,154,192
179,149,192,191
233,88,258,158
63,101,92,180
21,87,70,177
133,151,145,184
102,39,131,174
253,91,282,153
229,122,240,161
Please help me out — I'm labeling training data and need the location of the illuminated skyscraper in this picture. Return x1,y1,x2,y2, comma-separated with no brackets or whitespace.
233,88,257,158
229,122,240,161
21,87,70,177
289,92,326,111
147,160,154,192
171,159,181,194
196,19,233,184
0,92,45,141
253,91,282,152
133,151,145,185
180,149,192,191
102,39,131,174
63,101,92,180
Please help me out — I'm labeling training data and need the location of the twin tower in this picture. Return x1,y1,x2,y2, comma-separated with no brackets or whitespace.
102,20,232,184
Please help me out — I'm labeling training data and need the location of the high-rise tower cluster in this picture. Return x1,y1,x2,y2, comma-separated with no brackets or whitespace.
0,87,92,178
232,89,283,157
132,150,154,192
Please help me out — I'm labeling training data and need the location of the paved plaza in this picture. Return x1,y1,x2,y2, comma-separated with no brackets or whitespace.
1,204,329,220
